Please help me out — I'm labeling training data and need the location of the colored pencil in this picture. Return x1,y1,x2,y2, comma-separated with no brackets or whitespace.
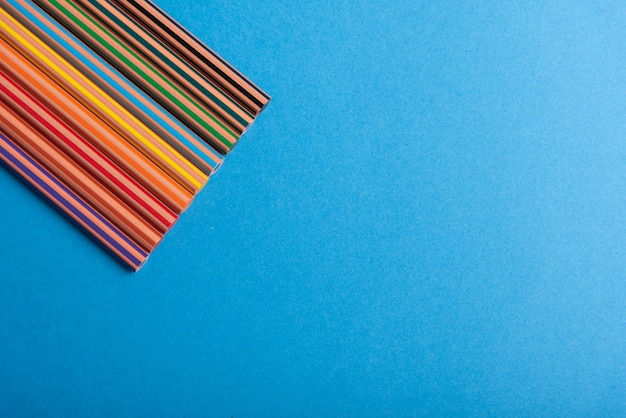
114,0,270,116
0,100,163,252
5,0,224,176
0,36,193,214
0,5,209,192
0,0,269,269
78,0,253,135
0,130,148,270
35,0,240,153
0,67,177,234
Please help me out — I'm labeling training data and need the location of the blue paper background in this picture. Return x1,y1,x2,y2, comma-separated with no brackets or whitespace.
2,0,626,416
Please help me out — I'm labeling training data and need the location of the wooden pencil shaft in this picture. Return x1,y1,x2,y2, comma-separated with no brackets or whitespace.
0,130,148,270
6,0,223,176
114,0,270,116
0,5,208,192
0,36,193,214
0,67,176,233
0,101,163,252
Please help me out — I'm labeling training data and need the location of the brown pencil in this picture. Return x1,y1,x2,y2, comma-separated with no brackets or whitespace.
115,0,270,116
76,0,253,135
34,0,240,153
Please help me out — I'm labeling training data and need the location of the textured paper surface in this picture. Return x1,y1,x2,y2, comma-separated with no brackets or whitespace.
1,0,625,415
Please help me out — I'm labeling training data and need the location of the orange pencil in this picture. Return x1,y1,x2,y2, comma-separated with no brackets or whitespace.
0,37,193,214
0,67,177,233
0,101,163,252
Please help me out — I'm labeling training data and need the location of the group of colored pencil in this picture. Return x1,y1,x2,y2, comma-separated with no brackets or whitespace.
0,0,269,270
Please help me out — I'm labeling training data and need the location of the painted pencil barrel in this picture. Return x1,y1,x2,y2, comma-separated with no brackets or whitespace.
0,68,177,233
0,5,209,193
77,0,253,134
114,0,270,116
0,0,269,270
0,102,163,252
0,37,194,214
34,0,240,154
6,0,224,176
0,130,148,270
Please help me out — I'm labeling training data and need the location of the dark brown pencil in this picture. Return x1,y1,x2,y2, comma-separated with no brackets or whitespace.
75,0,254,135
34,0,240,154
114,0,270,116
